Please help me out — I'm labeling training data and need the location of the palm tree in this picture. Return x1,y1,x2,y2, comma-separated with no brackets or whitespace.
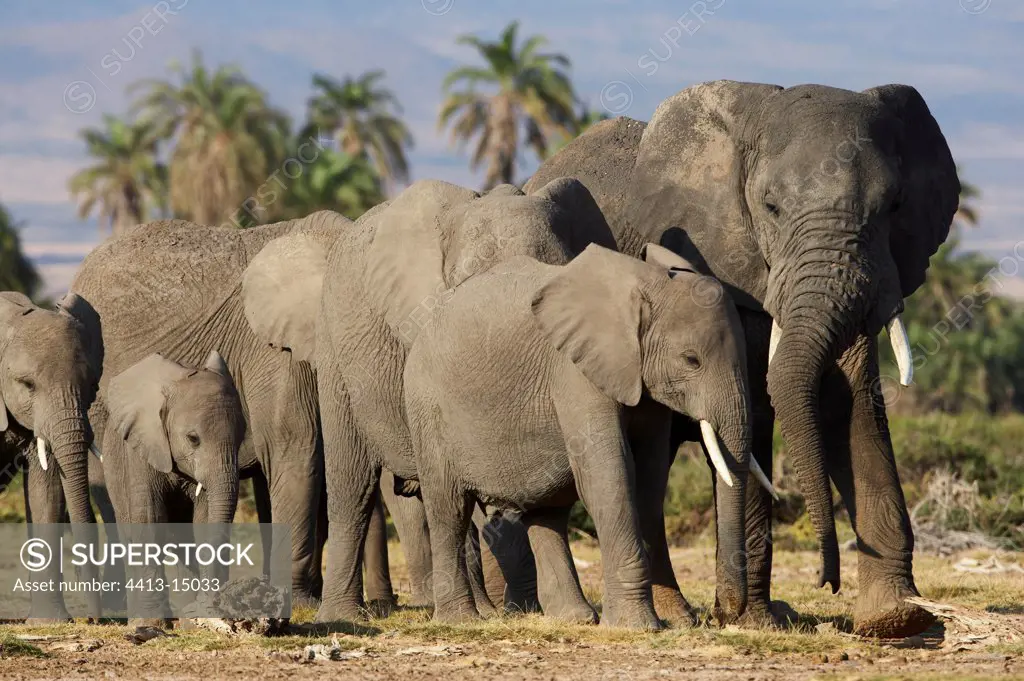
304,71,412,186
439,21,577,189
129,51,290,225
0,204,41,297
68,115,166,236
278,149,384,221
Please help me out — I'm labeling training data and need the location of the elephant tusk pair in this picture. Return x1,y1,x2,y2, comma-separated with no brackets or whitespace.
767,315,913,387
699,420,778,500
37,437,49,471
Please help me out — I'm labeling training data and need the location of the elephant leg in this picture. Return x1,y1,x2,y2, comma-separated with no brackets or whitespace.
88,452,126,614
561,405,660,630
420,477,477,622
823,334,933,638
379,471,433,606
317,380,379,623
464,519,498,618
522,507,596,623
731,310,785,629
474,505,540,614
628,399,694,626
363,492,397,614
23,462,72,622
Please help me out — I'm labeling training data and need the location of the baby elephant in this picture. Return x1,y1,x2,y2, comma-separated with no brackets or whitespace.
404,243,774,629
104,350,245,525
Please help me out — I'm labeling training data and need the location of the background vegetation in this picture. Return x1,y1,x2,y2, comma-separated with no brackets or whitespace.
0,22,1021,551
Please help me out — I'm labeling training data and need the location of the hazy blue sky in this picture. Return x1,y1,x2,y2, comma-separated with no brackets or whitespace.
1,0,1021,296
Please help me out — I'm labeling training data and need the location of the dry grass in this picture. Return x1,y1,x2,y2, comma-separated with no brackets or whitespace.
2,541,1024,679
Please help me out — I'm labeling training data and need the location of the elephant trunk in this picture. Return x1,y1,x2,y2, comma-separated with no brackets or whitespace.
767,232,874,593
710,400,752,623
41,405,94,526
203,461,240,526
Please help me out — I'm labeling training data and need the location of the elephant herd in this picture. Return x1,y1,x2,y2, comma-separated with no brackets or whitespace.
0,80,959,638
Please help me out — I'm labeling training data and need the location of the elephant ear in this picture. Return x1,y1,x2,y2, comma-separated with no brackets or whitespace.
532,177,618,254
0,293,34,432
641,243,700,275
365,180,478,346
863,84,960,298
531,244,646,406
57,292,103,378
241,234,328,362
107,353,190,475
630,80,784,308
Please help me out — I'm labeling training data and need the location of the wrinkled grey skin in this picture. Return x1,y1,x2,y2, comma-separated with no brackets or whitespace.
100,350,245,617
243,179,618,622
70,217,343,602
103,350,245,525
0,291,102,620
403,244,753,628
526,80,960,637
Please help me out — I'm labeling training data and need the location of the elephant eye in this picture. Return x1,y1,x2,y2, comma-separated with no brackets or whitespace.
17,378,35,392
684,353,701,369
186,432,201,448
764,201,779,217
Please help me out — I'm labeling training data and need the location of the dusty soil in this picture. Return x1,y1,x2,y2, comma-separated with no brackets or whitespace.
2,544,1023,680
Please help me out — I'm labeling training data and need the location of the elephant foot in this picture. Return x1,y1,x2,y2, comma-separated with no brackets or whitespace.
25,615,73,625
407,589,434,608
543,600,598,625
651,584,697,627
854,581,935,638
600,599,662,631
315,598,364,624
432,601,480,624
734,599,798,630
128,617,173,629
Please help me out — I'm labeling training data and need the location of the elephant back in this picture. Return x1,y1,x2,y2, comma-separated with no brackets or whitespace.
525,117,647,257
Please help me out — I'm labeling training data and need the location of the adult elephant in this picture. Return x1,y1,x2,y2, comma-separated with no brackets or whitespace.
0,291,102,619
70,217,345,603
241,178,618,622
525,80,959,638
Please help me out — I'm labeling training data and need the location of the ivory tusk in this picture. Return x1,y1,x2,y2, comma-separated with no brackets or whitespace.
700,420,733,488
36,437,49,471
89,443,103,463
886,315,913,387
195,483,203,498
768,320,782,367
748,457,779,501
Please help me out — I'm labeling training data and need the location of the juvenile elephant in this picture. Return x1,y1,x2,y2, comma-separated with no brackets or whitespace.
527,80,960,636
104,350,245,525
0,291,102,619
70,216,344,602
242,178,618,622
404,244,774,627
99,350,244,617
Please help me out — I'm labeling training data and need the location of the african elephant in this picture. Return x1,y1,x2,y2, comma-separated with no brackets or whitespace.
0,291,102,619
242,178,619,622
526,80,960,637
103,350,244,525
403,243,774,627
69,216,345,603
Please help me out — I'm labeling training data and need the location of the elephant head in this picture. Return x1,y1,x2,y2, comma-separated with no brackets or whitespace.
106,350,244,524
530,243,776,620
622,81,959,589
0,291,102,524
241,178,617,357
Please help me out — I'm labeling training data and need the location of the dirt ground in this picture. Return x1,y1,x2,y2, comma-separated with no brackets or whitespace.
2,542,1024,680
